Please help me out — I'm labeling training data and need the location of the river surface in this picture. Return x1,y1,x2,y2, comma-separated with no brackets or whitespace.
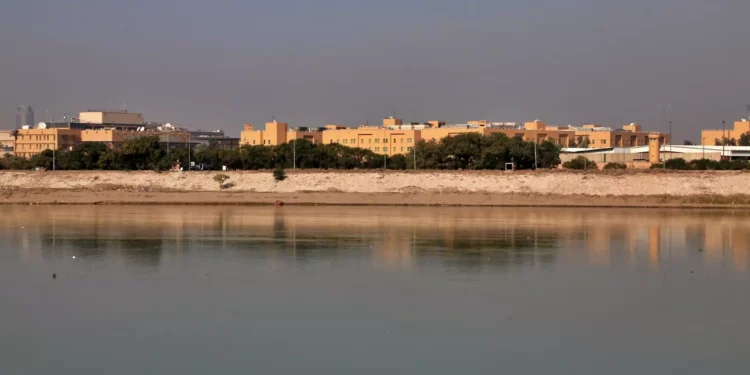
0,206,748,374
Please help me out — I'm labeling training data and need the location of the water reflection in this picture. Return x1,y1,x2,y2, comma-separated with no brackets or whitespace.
1,206,749,272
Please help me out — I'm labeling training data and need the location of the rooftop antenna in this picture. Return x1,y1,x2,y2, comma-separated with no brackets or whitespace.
745,104,750,119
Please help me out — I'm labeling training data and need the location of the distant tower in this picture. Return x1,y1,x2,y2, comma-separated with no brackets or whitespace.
15,105,34,129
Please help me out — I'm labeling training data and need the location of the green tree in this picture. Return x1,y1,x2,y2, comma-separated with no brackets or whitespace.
739,133,750,146
388,154,408,170
120,136,164,170
538,140,562,168
29,149,54,170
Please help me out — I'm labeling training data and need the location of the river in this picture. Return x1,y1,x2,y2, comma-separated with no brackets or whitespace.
0,206,748,374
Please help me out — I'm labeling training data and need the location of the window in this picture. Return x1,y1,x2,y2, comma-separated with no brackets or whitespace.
383,147,388,152
602,139,607,144
401,147,404,152
368,139,372,144
375,147,380,152
336,139,340,143
351,139,356,144
383,139,388,143
375,139,380,144
407,138,412,143
407,147,413,152
343,139,348,144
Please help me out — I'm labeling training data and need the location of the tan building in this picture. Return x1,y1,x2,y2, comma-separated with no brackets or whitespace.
321,126,420,156
79,111,144,125
701,120,750,145
240,121,323,146
566,123,669,148
14,128,82,158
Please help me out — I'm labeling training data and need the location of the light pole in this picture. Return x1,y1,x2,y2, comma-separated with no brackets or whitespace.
669,120,672,162
293,139,296,169
413,142,417,170
533,129,538,169
722,120,726,160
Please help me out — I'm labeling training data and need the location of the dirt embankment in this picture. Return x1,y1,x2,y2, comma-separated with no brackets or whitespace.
0,170,749,207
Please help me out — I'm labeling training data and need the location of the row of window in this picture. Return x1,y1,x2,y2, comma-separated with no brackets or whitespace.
16,144,55,150
370,147,413,153
339,138,413,145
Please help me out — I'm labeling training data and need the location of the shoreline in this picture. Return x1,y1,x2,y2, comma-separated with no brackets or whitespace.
2,170,750,208
2,189,750,208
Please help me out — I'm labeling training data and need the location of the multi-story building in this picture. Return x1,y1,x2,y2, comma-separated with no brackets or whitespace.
700,120,750,145
240,121,323,146
79,110,144,125
320,125,420,156
553,123,669,148
15,106,34,129
14,128,82,158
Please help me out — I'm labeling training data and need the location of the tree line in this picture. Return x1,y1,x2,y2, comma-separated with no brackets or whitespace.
0,133,561,171
715,134,750,146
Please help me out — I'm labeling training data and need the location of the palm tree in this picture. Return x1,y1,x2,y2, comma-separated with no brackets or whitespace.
10,129,19,156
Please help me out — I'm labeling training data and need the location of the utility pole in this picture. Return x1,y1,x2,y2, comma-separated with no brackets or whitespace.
384,152,387,170
293,139,296,169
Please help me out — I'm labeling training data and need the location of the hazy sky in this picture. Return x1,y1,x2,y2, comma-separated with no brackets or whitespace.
1,0,749,140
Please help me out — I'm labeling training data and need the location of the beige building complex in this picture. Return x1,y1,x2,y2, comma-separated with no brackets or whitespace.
700,120,750,145
239,116,669,156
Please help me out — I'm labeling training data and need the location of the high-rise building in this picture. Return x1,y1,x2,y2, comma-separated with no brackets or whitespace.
15,105,34,129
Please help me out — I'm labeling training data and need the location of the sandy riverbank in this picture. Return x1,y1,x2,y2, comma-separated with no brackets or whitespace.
1,170,749,207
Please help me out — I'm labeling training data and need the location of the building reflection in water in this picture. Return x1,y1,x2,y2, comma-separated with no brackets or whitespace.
0,206,748,273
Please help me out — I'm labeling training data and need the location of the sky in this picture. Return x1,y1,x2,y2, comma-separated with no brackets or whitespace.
1,0,749,140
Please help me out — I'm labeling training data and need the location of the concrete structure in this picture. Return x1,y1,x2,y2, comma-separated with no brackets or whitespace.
383,117,403,127
558,144,750,167
648,134,661,164
14,128,82,158
79,111,144,125
701,120,750,145
16,106,34,129
240,122,323,147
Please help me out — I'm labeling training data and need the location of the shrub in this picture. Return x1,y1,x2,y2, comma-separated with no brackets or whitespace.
213,174,230,189
603,162,627,170
664,158,689,170
689,159,718,170
273,165,287,182
562,156,597,170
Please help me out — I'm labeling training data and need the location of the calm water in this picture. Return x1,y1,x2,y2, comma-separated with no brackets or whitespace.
0,206,748,374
